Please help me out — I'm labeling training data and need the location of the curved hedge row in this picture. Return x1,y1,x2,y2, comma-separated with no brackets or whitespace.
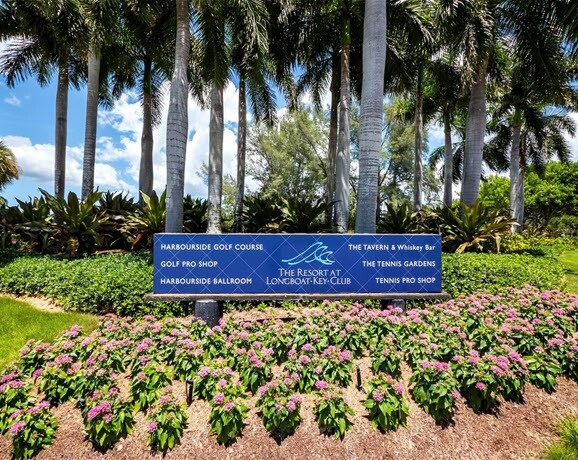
0,250,567,316
0,251,186,317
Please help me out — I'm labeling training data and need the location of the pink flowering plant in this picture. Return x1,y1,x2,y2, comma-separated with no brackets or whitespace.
129,362,173,411
208,392,248,445
0,371,33,435
38,354,82,404
234,346,275,394
82,387,135,451
75,366,118,399
145,388,188,452
313,383,354,439
371,342,402,379
192,365,236,401
332,320,365,359
17,340,51,375
363,375,409,432
8,400,57,460
319,346,354,387
287,319,327,353
171,339,205,381
283,344,322,392
452,352,501,413
256,375,303,436
410,360,460,424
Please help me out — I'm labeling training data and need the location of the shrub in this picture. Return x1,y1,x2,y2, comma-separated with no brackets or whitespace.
363,375,409,432
82,387,135,451
442,253,566,297
208,392,248,445
146,388,188,452
410,361,460,424
0,251,185,316
256,376,303,436
312,383,354,439
8,401,58,460
434,200,516,253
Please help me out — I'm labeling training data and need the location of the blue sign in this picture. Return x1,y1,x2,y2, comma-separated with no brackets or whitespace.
153,234,442,295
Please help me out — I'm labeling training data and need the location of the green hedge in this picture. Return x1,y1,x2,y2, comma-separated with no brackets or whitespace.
442,253,566,297
0,251,187,317
0,250,567,316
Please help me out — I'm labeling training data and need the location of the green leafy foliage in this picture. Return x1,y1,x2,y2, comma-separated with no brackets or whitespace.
82,387,135,451
129,362,173,411
40,189,106,256
410,361,460,423
241,193,283,233
256,376,303,436
8,401,57,460
208,394,248,445
0,251,184,316
146,389,188,453
312,386,354,439
442,253,566,297
363,375,409,432
279,196,333,233
0,371,33,435
435,200,515,253
183,195,208,233
126,190,166,249
378,201,419,233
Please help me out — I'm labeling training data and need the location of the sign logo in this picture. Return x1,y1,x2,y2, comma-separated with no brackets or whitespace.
282,242,335,266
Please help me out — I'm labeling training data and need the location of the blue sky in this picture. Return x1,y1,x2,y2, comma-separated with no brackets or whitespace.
1,39,577,205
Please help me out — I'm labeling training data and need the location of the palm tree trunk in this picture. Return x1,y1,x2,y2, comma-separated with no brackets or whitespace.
335,13,351,234
165,0,190,233
510,117,523,233
326,57,339,227
81,47,101,200
139,57,154,201
233,74,247,232
54,63,69,197
207,84,224,234
443,111,453,207
460,55,489,206
413,66,423,210
355,0,386,234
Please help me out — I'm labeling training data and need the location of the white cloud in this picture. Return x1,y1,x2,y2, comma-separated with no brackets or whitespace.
3,135,130,193
4,94,21,107
4,78,261,199
104,81,243,199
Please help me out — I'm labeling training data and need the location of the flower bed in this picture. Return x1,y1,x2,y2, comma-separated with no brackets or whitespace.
1,286,578,458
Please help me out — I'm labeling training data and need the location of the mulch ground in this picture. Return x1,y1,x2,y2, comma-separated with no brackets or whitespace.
1,365,577,460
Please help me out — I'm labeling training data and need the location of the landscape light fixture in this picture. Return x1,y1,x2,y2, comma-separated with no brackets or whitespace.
186,379,194,406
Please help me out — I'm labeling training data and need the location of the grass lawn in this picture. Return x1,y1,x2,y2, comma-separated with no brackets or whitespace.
0,296,98,369
538,416,578,460
558,249,578,294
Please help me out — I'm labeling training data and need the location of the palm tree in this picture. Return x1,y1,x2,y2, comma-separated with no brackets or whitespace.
231,1,279,232
0,140,19,190
294,11,340,226
438,0,575,207
0,0,85,197
123,0,176,200
488,8,577,232
382,0,433,210
195,0,269,234
355,0,387,233
489,107,575,232
79,0,132,199
165,0,190,233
